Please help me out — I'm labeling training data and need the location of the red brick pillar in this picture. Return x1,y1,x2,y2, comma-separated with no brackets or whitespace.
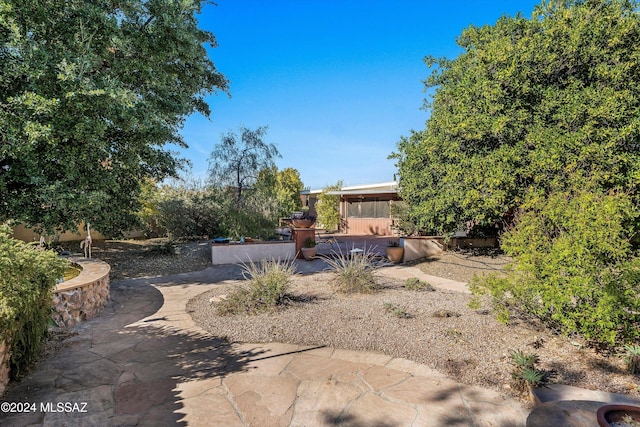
292,228,315,259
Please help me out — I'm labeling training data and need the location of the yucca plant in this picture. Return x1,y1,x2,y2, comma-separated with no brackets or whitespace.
216,258,296,315
510,350,539,370
509,349,545,397
324,246,381,293
512,367,545,388
624,344,640,375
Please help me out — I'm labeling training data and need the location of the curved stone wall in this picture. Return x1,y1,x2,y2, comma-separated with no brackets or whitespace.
52,257,110,328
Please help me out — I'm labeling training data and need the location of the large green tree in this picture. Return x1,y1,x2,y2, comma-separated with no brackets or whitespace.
316,180,342,231
253,166,303,217
0,0,228,236
392,0,640,235
393,0,640,346
208,125,280,206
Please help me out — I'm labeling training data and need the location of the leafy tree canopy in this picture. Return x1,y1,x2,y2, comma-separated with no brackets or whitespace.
208,125,281,205
392,0,640,346
254,166,304,219
392,0,640,234
316,180,342,231
0,0,228,236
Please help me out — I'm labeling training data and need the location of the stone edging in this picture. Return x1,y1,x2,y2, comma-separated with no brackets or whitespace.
52,257,111,328
1,257,110,396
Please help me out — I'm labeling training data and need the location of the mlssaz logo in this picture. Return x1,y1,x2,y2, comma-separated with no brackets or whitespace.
40,402,88,413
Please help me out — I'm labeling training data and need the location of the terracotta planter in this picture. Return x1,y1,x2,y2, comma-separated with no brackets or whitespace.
300,247,317,260
386,246,404,263
597,404,640,427
292,219,315,228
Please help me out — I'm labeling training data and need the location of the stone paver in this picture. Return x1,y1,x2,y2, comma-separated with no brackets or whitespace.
1,261,533,426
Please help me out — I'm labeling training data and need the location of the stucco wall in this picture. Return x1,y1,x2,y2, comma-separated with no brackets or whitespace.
211,241,296,265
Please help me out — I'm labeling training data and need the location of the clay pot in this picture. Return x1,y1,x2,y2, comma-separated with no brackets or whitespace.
301,247,317,260
385,246,404,263
597,404,640,427
292,219,315,228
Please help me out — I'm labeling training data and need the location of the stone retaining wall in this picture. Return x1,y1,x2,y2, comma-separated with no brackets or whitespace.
52,257,110,328
0,258,110,396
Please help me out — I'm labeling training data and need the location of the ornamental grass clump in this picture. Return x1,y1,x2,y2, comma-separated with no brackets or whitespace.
216,258,295,315
325,247,381,294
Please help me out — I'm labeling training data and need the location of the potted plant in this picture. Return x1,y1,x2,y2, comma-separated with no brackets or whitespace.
385,240,403,263
291,211,316,229
300,237,317,260
597,404,640,427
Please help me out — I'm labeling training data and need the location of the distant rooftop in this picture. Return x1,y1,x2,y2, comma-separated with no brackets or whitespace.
301,181,398,196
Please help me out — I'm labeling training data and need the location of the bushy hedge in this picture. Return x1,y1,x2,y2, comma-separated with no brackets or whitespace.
0,225,66,378
470,191,640,348
138,181,282,240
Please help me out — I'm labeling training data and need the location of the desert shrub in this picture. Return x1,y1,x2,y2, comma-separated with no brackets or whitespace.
383,302,411,318
0,224,67,379
325,247,381,293
624,345,640,375
316,181,342,231
153,183,225,239
509,350,545,393
221,206,279,241
404,277,434,291
216,258,295,315
470,191,640,348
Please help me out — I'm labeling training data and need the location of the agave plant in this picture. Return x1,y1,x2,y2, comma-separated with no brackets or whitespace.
624,344,640,374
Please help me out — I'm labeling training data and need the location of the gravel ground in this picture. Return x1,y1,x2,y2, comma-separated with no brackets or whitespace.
97,239,640,402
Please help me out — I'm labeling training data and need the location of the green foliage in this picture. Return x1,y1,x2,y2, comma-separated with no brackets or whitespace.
136,178,163,237
304,237,316,248
513,367,545,388
326,247,381,294
252,166,304,224
404,277,435,291
383,302,411,318
216,258,296,315
207,129,305,239
392,0,640,234
472,191,640,347
0,0,228,236
316,181,342,231
208,126,281,206
147,180,225,239
393,0,640,349
0,224,66,379
275,168,304,217
138,169,304,241
624,344,640,374
510,350,538,370
509,350,545,391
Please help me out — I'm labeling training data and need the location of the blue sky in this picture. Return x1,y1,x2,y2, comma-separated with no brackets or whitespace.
176,0,541,190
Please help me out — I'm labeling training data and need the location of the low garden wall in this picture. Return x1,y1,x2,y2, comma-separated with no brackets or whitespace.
448,236,498,250
401,237,445,263
211,241,296,265
52,257,110,328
